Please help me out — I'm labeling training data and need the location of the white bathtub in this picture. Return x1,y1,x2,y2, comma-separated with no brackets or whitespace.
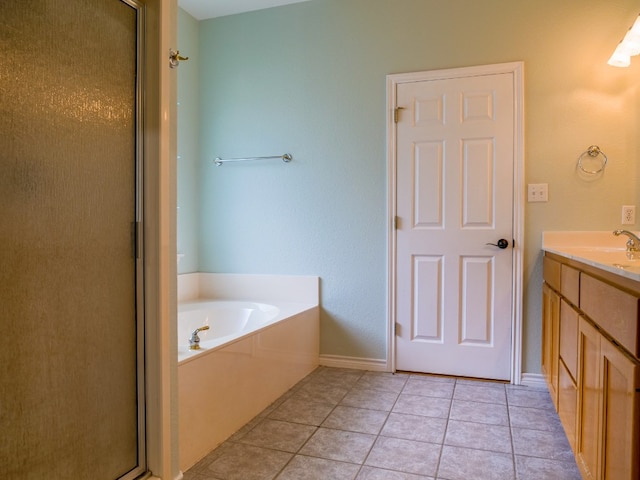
177,275,319,473
178,300,285,364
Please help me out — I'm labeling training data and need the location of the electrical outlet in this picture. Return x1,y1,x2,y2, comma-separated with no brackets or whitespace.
527,183,548,202
622,205,636,225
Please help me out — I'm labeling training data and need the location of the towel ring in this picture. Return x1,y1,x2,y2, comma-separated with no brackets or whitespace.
577,145,607,175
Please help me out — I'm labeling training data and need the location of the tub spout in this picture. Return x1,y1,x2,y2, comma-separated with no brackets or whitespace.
189,325,210,350
613,229,640,252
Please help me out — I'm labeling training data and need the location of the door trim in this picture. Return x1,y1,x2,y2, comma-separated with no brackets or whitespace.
142,0,178,478
386,62,525,384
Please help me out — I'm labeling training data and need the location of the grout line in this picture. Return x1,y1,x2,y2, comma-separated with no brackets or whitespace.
433,377,456,479
352,371,403,478
271,367,354,479
506,386,518,480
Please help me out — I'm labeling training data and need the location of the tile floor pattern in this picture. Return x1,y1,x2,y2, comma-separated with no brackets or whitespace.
183,367,582,480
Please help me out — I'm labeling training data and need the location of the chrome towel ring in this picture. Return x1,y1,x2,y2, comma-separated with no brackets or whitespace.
577,145,607,175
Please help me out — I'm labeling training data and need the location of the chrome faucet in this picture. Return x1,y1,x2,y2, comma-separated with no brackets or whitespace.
189,325,210,350
613,229,640,252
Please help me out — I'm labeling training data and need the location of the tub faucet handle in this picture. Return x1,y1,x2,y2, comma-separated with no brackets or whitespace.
189,325,210,350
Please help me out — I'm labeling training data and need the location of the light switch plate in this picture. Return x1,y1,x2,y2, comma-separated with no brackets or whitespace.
528,183,548,202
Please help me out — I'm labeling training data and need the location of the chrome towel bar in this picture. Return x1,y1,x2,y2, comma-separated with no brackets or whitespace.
214,153,293,166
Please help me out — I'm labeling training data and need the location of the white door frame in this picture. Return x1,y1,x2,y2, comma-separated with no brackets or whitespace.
144,0,179,478
386,62,525,384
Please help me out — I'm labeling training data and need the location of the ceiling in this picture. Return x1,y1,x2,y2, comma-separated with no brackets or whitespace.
179,0,311,20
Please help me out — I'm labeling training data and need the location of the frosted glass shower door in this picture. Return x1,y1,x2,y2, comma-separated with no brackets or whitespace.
0,1,146,479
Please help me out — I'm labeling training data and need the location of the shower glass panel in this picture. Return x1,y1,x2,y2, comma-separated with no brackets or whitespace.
0,1,146,478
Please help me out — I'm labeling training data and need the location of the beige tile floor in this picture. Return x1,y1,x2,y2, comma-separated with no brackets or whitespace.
183,367,582,480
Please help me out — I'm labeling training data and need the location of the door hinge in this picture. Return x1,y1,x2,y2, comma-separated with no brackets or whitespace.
395,322,401,336
394,216,400,230
394,107,405,123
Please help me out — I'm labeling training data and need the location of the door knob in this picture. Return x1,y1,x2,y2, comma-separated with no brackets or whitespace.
486,239,509,249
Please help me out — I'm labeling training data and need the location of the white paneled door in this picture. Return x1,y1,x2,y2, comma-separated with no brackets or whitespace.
393,65,521,380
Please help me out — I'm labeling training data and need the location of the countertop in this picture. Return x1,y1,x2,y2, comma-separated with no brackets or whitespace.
542,231,640,282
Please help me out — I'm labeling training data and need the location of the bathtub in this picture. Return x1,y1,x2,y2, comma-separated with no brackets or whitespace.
178,300,283,364
177,274,319,472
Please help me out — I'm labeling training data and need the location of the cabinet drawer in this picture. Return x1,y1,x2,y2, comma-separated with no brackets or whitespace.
543,256,561,292
560,299,579,380
560,265,580,306
580,273,640,359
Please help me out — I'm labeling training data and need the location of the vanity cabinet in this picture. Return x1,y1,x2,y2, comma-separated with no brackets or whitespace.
599,336,639,480
542,253,640,480
576,316,602,479
541,282,560,407
559,297,579,451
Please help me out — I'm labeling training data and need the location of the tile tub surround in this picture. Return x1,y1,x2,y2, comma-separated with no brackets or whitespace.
183,367,582,480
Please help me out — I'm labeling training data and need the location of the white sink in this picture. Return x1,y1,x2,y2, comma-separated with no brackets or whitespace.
559,247,640,268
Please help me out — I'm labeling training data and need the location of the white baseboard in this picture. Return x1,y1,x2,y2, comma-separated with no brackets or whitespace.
317,357,549,387
520,373,548,389
319,354,390,372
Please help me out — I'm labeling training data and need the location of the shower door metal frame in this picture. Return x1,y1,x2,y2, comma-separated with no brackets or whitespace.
127,0,148,478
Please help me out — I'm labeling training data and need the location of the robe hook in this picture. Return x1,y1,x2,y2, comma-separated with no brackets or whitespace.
169,49,189,69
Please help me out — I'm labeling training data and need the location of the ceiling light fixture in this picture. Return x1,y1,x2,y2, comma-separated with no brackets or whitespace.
608,14,640,67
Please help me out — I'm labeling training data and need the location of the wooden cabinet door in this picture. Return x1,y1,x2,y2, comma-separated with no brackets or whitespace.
557,300,580,455
600,340,640,480
542,283,560,407
558,359,578,453
560,299,579,380
577,317,601,480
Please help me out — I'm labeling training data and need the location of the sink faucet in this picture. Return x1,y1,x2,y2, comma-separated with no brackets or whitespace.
613,229,640,252
189,325,210,350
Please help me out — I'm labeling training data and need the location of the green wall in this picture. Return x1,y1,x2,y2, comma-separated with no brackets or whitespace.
177,9,200,274
178,0,640,373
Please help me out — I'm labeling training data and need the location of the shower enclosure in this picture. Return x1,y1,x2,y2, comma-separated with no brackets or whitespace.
0,1,149,478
